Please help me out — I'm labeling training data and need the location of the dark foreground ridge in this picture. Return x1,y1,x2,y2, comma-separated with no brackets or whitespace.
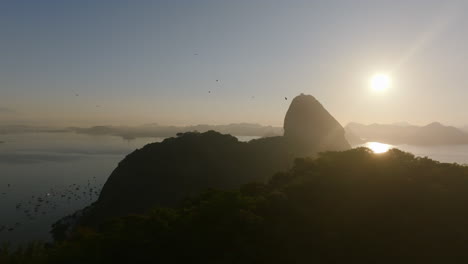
4,148,468,263
54,94,350,233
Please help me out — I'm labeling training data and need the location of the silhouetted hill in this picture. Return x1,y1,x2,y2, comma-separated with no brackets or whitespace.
7,148,468,263
55,94,350,231
346,122,468,145
284,94,350,155
81,132,293,223
70,123,283,140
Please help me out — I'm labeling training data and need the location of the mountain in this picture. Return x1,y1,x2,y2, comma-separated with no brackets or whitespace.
54,94,350,232
346,122,468,145
283,94,350,155
460,125,468,133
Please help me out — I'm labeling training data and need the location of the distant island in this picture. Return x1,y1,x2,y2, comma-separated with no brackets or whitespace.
0,123,283,140
69,123,284,140
345,122,468,146
0,125,68,135
3,120,467,146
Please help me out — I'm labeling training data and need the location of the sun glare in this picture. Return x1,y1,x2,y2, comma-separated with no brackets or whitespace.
370,74,391,92
366,142,392,154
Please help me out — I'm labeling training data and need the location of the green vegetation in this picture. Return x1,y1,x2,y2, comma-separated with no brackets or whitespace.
4,148,468,263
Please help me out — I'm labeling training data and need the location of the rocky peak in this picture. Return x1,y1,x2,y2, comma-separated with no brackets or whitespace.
283,94,350,152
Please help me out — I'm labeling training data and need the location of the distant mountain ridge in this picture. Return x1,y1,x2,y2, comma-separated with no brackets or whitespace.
70,123,283,140
346,122,468,146
460,125,468,133
0,125,67,134
0,123,283,139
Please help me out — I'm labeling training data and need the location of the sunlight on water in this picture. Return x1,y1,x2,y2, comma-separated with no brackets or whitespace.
365,142,392,154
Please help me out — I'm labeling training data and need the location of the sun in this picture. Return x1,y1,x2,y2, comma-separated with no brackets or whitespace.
370,73,391,91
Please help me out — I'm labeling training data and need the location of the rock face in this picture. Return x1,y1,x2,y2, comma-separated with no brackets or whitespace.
284,94,350,154
56,94,350,231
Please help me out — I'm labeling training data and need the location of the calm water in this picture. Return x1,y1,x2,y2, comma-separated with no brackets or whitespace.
1,134,468,244
0,133,258,244
361,142,468,165
0,132,163,244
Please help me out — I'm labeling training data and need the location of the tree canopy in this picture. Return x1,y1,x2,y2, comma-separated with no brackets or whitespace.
4,148,468,263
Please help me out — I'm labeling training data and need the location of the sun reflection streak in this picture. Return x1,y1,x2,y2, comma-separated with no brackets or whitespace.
365,142,392,154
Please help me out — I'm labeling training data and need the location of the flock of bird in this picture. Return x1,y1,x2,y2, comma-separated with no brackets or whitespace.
208,79,287,101
0,177,104,234
71,52,290,103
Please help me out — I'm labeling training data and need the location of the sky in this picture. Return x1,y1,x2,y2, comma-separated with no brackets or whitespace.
1,0,468,127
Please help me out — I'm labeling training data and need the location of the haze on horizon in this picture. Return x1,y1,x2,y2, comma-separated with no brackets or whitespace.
1,0,468,127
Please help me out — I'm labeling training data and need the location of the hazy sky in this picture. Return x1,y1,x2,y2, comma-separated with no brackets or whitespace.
1,0,467,127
